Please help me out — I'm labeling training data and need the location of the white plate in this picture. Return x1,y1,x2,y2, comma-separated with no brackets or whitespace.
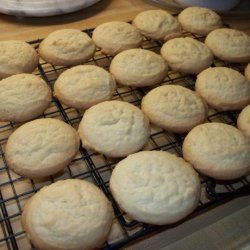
0,0,102,17
148,0,250,18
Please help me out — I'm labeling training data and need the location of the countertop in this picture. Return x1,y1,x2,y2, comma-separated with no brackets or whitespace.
0,0,249,249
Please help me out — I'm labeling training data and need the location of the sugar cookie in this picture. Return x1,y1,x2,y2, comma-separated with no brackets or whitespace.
92,21,143,56
196,67,250,111
178,7,222,35
183,122,250,180
39,29,95,66
110,48,168,87
205,28,250,63
141,85,207,133
22,179,113,250
245,63,250,81
78,100,150,157
0,74,51,122
110,150,200,225
161,37,213,74
133,9,181,41
237,105,250,139
0,40,39,79
54,65,116,109
5,118,80,178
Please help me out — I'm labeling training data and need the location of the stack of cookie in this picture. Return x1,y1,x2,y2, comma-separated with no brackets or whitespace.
1,5,250,250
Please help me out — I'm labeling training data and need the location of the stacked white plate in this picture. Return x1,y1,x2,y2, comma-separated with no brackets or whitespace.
0,0,102,17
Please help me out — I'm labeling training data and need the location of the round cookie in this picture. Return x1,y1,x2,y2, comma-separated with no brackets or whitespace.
132,9,181,41
78,100,150,157
245,63,250,81
110,49,168,87
237,105,250,139
39,29,95,66
0,40,39,79
110,150,201,225
161,37,213,74
92,21,143,56
54,65,116,110
5,118,80,178
183,122,250,180
205,28,250,63
0,74,52,122
178,7,222,35
141,85,207,133
22,179,113,250
196,67,250,111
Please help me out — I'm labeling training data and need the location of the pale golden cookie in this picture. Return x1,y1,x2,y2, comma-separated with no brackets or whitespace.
39,29,95,66
141,85,207,133
110,48,168,87
78,100,150,157
133,9,181,41
0,74,51,122
110,151,200,225
0,40,39,79
178,7,222,35
92,21,143,56
6,118,80,178
245,63,250,81
237,105,250,139
161,37,213,74
205,28,250,63
183,123,250,180
196,67,250,111
54,65,116,110
22,179,113,250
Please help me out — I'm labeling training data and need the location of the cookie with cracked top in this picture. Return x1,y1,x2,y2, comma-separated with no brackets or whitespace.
5,118,80,178
161,37,213,74
196,67,250,111
0,40,38,79
205,28,250,63
22,179,113,249
39,29,95,66
133,9,182,41
54,65,116,110
92,21,143,56
178,6,222,35
141,85,208,133
110,150,201,225
78,100,150,157
0,73,52,122
183,122,250,180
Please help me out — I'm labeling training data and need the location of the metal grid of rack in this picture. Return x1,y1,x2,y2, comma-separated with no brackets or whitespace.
0,27,249,250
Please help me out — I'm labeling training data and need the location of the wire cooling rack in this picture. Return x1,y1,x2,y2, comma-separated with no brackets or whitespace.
0,27,250,250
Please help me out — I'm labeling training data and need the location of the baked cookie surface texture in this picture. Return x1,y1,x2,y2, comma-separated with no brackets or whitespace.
183,123,250,180
205,28,250,63
92,21,143,56
110,150,201,225
196,67,250,111
22,179,113,250
110,48,168,87
133,9,181,41
237,105,250,139
161,37,213,74
78,100,150,157
0,40,39,79
0,73,51,122
54,65,116,109
245,63,250,81
141,85,207,133
178,7,222,35
39,29,95,66
5,118,80,178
